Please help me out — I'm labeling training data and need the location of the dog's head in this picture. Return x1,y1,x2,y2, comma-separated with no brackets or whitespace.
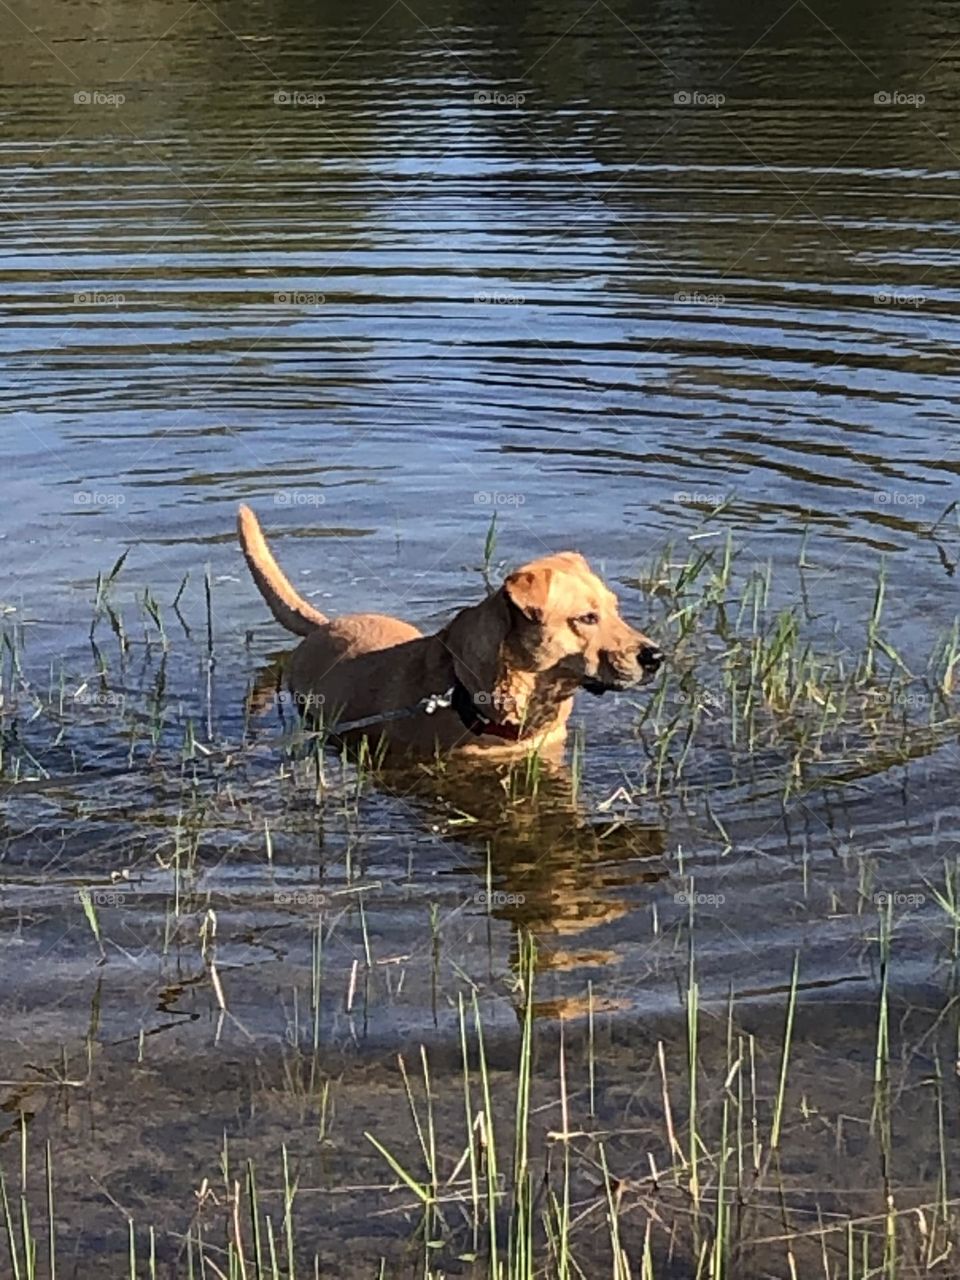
500,552,663,694
444,552,663,727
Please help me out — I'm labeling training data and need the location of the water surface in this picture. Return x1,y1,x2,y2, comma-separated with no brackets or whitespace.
1,0,959,1274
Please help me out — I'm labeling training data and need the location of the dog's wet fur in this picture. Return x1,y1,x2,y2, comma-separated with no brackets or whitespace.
237,504,663,757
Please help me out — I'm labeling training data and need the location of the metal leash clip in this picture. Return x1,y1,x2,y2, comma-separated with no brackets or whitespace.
422,687,455,715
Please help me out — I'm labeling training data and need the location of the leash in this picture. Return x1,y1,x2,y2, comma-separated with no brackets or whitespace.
315,686,455,735
304,679,531,742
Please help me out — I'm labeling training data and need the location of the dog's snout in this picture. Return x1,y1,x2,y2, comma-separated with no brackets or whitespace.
638,644,664,672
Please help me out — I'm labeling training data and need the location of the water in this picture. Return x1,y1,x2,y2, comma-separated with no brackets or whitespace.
1,1,959,1274
3,0,959,643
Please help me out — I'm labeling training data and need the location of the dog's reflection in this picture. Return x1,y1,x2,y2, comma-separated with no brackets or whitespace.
408,759,664,936
246,657,666,977
411,760,667,1016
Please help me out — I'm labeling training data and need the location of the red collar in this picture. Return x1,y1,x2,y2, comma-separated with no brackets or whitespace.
451,679,531,741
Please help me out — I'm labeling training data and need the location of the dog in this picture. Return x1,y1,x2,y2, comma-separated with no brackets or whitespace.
237,504,663,757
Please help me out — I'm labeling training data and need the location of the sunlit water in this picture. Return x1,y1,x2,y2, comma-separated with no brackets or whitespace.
1,0,959,1272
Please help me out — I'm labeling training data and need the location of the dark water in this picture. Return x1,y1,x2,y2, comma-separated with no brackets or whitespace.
2,0,959,643
2,1,960,1274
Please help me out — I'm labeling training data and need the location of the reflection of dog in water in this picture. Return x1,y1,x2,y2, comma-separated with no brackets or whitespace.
245,657,665,968
407,760,665,955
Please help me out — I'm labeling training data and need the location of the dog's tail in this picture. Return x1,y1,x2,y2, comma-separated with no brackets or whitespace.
237,504,328,636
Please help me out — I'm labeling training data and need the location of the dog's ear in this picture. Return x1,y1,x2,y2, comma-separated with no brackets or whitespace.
504,567,553,624
552,551,590,572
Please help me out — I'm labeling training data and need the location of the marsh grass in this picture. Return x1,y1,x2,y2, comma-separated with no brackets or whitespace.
2,519,956,805
3,920,958,1279
631,531,960,812
358,926,958,1280
1,521,959,1277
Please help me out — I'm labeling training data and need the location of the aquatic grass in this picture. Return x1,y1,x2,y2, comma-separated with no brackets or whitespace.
4,977,960,1279
1,527,960,1278
509,934,536,1280
686,926,701,1230
347,902,960,1278
632,533,960,809
770,953,799,1154
4,528,956,809
76,887,105,962
482,511,500,591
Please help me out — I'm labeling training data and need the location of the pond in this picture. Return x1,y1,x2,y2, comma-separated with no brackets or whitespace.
1,0,959,1275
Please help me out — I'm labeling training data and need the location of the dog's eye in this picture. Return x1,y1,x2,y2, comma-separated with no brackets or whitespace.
574,612,599,626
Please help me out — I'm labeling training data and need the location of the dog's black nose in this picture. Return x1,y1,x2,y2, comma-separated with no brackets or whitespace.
639,645,664,671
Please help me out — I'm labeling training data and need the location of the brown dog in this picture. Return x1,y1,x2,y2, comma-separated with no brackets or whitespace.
237,505,662,757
